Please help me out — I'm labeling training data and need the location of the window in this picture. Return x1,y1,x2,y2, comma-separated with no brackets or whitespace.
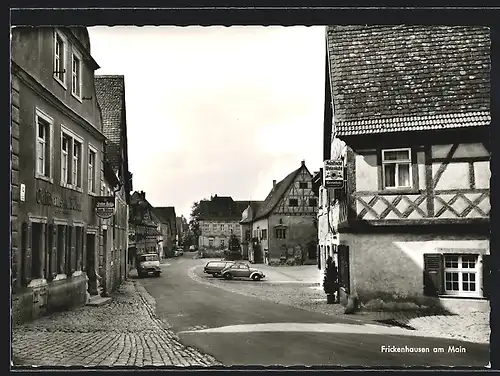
71,50,82,99
245,230,251,241
289,199,299,207
275,228,287,239
382,148,412,189
221,224,225,231
36,111,53,179
261,229,267,240
54,30,66,86
309,198,318,207
444,255,479,296
220,239,225,247
299,182,308,189
61,135,70,184
60,128,83,190
88,146,97,193
209,239,214,247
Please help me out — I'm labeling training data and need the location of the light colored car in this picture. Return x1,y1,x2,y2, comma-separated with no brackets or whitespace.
220,263,265,281
189,245,197,251
204,260,235,277
136,253,161,278
174,248,184,257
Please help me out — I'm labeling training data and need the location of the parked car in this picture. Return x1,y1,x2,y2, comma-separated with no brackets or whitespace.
174,248,184,257
220,263,265,281
204,260,235,277
189,245,197,251
136,253,161,278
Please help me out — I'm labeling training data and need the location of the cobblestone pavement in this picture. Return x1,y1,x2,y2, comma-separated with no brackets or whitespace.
189,266,490,345
12,281,221,367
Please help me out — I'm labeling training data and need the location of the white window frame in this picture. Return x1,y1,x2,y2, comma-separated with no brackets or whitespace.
72,139,83,189
221,224,225,231
443,254,482,298
88,144,98,195
61,134,70,185
60,126,84,192
381,148,412,189
35,109,54,182
53,29,67,89
71,48,83,101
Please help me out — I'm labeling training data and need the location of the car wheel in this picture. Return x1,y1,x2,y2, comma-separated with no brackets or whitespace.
213,273,219,278
252,274,261,281
223,273,232,280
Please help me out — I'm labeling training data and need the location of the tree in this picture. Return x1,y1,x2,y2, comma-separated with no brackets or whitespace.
189,201,201,246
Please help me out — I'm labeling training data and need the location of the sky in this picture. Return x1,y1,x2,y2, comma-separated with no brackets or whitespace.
88,26,326,219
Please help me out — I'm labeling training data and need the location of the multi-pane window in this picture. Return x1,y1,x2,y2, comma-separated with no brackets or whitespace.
71,51,82,98
88,147,97,193
61,135,70,184
382,148,412,189
444,255,479,296
221,224,225,231
36,113,52,178
299,182,308,189
72,141,82,188
289,198,299,207
54,31,66,85
61,129,83,189
275,228,287,239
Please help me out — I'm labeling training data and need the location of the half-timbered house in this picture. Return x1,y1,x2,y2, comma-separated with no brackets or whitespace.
246,161,319,265
324,25,491,309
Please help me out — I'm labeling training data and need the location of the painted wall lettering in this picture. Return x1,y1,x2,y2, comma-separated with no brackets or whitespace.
35,188,82,212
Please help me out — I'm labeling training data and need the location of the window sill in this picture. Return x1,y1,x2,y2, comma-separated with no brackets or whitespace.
35,174,54,184
438,295,486,301
27,278,48,288
378,188,421,195
54,76,67,90
60,182,83,193
71,91,83,103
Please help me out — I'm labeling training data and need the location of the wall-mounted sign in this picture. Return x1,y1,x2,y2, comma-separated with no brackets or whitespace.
20,183,26,202
324,159,344,189
94,196,115,219
36,188,82,212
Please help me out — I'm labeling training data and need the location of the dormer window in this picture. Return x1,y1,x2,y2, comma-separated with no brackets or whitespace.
71,50,82,100
382,148,412,189
54,30,67,87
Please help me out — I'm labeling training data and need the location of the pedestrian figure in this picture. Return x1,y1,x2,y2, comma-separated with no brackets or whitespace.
323,257,339,304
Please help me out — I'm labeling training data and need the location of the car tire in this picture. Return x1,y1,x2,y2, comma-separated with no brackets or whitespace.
223,273,232,280
252,274,261,281
213,273,219,278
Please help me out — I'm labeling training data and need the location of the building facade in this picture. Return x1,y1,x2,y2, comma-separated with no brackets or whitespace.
94,75,131,294
323,25,491,310
11,27,108,323
240,201,264,260
153,207,177,258
128,191,161,264
244,161,319,265
198,196,248,250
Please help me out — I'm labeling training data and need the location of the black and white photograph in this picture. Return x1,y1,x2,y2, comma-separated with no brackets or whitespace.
9,9,493,369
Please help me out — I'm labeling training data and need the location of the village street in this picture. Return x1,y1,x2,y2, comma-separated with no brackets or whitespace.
12,251,490,367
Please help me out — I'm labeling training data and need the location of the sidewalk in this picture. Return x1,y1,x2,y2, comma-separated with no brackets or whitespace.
12,280,220,367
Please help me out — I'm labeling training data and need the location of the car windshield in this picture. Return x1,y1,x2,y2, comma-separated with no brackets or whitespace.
139,254,158,262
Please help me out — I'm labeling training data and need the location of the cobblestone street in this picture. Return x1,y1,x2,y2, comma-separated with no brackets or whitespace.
190,265,490,345
12,281,221,367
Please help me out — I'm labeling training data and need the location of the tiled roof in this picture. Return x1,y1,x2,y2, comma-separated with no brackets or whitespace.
95,75,126,172
199,196,249,221
253,165,303,221
327,25,491,136
240,201,265,224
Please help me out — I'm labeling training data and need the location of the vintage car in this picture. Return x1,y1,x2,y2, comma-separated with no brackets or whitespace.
136,253,162,278
220,263,265,281
203,260,235,277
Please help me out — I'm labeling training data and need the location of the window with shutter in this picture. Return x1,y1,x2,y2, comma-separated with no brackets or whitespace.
423,254,444,296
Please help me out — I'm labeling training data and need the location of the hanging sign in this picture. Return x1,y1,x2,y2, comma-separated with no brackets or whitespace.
324,159,344,189
94,196,115,219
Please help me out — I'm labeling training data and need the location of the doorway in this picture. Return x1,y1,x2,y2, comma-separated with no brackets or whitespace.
86,234,96,280
337,244,350,294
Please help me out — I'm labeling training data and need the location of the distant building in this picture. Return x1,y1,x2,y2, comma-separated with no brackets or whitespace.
11,27,107,323
153,207,177,258
95,74,132,294
240,201,264,260
198,195,249,250
176,215,189,246
242,161,319,265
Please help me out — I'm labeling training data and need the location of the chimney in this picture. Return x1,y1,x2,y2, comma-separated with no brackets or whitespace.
273,180,277,188
301,160,305,166
141,190,145,199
